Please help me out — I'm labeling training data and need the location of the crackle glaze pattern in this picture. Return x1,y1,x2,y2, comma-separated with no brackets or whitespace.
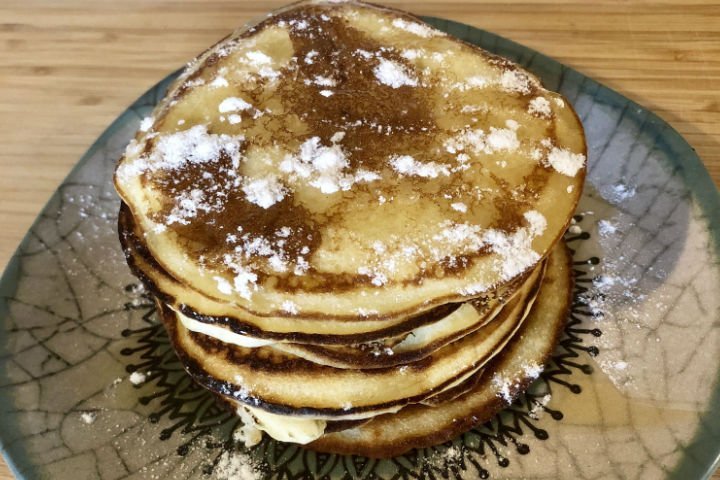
1,18,719,480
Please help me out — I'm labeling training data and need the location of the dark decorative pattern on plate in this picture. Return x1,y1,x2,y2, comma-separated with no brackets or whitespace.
118,218,598,479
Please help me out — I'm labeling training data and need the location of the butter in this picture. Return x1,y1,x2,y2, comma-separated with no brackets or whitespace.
238,404,326,445
176,309,275,348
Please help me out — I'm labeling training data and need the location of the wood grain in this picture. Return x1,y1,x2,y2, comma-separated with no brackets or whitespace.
0,1,718,479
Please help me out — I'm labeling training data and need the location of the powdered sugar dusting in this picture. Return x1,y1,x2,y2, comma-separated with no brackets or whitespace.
117,125,244,180
80,412,97,425
222,256,258,300
280,136,379,194
129,371,147,385
486,125,520,152
451,76,489,92
209,76,230,88
219,97,253,113
241,50,280,80
528,96,552,118
242,175,286,209
139,116,153,132
214,276,233,295
528,394,552,420
602,184,637,203
500,70,533,94
492,364,543,404
484,210,547,281
214,449,262,480
598,219,618,236
374,58,418,88
523,362,543,380
451,202,468,213
391,18,443,38
546,146,586,177
492,373,516,404
445,123,519,156
390,155,450,178
281,300,299,314
165,189,207,225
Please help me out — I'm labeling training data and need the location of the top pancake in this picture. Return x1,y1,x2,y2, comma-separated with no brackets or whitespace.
114,0,586,318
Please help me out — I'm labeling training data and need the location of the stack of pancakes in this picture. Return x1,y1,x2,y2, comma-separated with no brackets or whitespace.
114,0,586,458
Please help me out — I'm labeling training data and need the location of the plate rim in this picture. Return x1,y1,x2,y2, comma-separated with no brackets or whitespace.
0,15,718,480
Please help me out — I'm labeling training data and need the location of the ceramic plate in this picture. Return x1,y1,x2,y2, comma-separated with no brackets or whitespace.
1,16,719,480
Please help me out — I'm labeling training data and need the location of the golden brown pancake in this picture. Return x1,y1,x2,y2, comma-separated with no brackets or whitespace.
307,242,572,457
113,0,585,456
114,0,586,321
156,278,538,417
119,203,528,344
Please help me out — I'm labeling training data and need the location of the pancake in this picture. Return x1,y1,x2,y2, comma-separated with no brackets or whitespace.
119,202,529,344
156,275,538,417
307,241,573,457
113,0,586,458
114,0,586,320
265,263,544,369
206,241,570,452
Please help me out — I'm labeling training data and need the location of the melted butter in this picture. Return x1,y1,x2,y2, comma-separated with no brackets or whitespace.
176,308,276,348
238,404,326,445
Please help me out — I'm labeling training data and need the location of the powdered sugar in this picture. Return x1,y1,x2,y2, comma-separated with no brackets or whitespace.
523,362,543,380
242,175,286,209
391,18,443,38
117,125,244,181
281,300,299,314
546,146,586,177
492,373,516,404
165,189,206,225
602,183,637,203
492,362,543,405
358,266,389,286
139,117,153,132
214,449,261,480
311,74,337,86
222,256,258,300
80,412,97,425
129,371,147,385
218,97,253,113
374,58,418,88
500,70,533,94
528,96,552,117
451,76,489,92
209,76,230,88
484,210,547,281
486,125,520,152
304,50,318,64
451,202,468,213
444,122,519,156
598,220,618,236
280,136,379,194
213,276,233,295
389,155,450,178
528,394,552,420
401,49,422,60
240,50,280,80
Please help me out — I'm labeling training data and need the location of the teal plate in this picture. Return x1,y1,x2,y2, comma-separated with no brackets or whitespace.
1,16,719,480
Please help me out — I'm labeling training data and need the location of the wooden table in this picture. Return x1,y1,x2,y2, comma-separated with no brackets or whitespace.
0,1,718,478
